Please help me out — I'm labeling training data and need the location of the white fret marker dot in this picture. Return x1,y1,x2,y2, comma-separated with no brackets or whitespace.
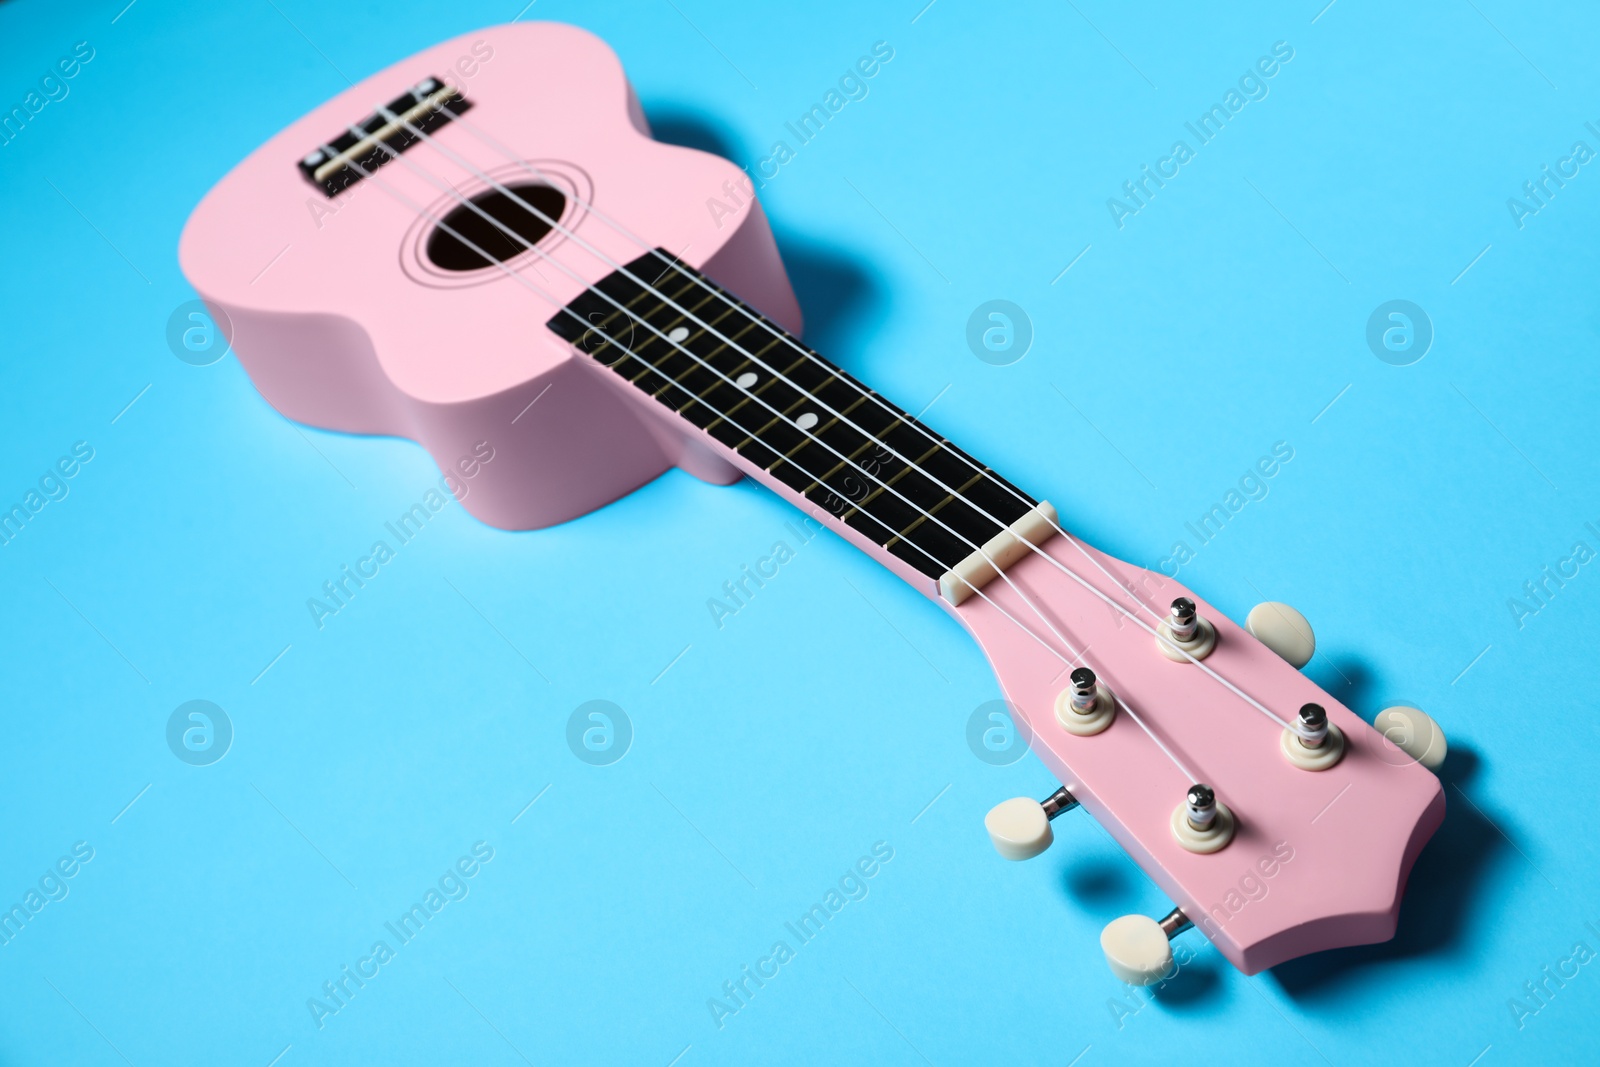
667,326,690,344
735,372,758,389
795,412,819,431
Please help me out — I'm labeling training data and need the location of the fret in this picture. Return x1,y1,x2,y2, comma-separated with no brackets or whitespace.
636,313,786,424
697,343,802,436
782,393,880,492
796,414,916,496
688,344,794,424
548,249,1040,581
564,263,707,369
884,467,992,549
641,299,753,377
837,437,944,524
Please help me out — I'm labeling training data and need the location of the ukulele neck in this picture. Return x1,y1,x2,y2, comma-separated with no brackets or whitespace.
547,251,1058,604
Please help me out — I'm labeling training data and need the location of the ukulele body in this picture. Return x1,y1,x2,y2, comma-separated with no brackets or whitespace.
180,22,799,530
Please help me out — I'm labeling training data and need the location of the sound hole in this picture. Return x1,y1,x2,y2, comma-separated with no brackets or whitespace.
424,183,566,271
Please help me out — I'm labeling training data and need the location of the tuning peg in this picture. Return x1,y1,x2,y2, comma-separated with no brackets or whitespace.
1101,907,1192,986
1281,702,1345,771
1374,705,1448,771
984,787,1078,861
1157,597,1217,661
1245,601,1315,668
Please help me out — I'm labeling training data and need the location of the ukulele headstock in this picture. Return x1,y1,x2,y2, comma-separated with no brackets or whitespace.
961,530,1446,978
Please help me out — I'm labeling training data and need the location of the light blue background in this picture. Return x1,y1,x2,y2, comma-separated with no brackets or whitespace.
2,0,1597,1064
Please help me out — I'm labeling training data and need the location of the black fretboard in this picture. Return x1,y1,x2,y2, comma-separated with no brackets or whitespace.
547,250,1037,582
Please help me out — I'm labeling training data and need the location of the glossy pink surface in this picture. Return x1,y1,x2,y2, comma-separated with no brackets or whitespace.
181,20,1443,977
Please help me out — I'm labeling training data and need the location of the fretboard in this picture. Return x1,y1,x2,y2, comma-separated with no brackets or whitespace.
547,250,1037,583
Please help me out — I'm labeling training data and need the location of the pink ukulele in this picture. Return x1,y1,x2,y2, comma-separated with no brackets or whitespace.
181,22,1449,985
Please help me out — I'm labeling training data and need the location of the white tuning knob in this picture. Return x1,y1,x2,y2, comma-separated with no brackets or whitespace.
984,797,1053,861
984,788,1078,861
1375,705,1448,770
1101,914,1177,986
1246,601,1315,668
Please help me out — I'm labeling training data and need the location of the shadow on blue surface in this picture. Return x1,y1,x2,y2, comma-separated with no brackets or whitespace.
776,232,878,362
642,101,745,159
1308,655,1380,719
1062,853,1137,907
1155,956,1226,1010
1271,743,1504,1002
641,102,879,362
